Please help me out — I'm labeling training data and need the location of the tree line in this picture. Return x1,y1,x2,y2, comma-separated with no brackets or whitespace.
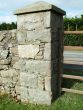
0,22,17,31
64,15,83,31
0,15,83,31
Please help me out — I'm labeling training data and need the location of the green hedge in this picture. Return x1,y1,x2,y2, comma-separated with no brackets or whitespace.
64,34,83,46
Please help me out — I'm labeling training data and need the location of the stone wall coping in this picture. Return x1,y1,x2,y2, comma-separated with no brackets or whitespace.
0,29,16,32
14,1,66,15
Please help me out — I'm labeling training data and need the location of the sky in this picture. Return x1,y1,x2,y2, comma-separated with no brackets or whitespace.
0,0,83,23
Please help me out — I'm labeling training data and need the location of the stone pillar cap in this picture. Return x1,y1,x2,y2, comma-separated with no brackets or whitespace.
14,1,66,15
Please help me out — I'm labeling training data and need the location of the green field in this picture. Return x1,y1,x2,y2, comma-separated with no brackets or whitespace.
0,72,83,110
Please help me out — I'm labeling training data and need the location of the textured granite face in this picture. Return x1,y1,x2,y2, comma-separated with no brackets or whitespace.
14,1,66,15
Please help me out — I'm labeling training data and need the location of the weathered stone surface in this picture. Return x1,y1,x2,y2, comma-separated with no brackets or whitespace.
45,77,51,91
44,42,59,60
10,46,18,55
0,65,8,70
20,60,51,76
18,45,39,58
0,77,2,85
51,12,63,29
38,76,45,90
17,95,21,100
0,30,17,46
15,86,21,94
13,61,20,70
0,49,8,59
0,69,18,78
0,34,5,42
23,13,44,30
35,55,43,60
44,11,51,28
0,86,5,93
44,43,51,60
17,30,27,44
13,75,19,83
17,29,51,44
17,14,41,30
0,59,10,65
0,30,19,100
11,91,16,97
20,86,28,102
17,12,51,30
4,86,11,93
26,29,51,42
15,78,20,86
12,56,19,64
20,72,38,88
1,77,14,87
14,1,66,15
28,89,52,105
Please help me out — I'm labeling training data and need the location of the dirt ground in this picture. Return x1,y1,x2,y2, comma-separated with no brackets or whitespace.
64,46,83,51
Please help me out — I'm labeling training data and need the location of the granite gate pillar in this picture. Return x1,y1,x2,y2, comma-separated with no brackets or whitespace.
15,1,66,105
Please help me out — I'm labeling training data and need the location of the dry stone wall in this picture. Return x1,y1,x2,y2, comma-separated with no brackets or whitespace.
0,30,20,99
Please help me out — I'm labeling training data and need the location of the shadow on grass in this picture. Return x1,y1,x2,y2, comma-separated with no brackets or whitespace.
62,63,83,90
63,63,83,76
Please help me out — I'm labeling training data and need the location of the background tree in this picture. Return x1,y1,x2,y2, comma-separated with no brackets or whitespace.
0,22,17,31
64,15,83,31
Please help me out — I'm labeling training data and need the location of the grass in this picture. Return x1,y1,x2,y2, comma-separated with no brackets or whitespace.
0,92,83,110
0,72,83,110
